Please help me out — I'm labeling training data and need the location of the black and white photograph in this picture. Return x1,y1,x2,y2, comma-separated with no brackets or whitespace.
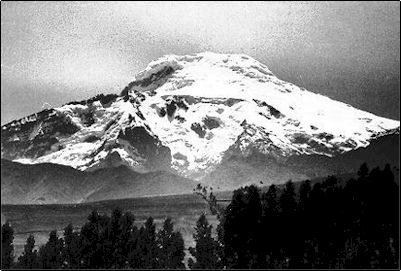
1,1,400,269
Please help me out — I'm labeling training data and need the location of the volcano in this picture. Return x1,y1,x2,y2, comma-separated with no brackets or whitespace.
2,52,399,195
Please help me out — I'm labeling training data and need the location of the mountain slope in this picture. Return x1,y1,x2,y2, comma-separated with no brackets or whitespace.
1,52,399,189
203,134,399,189
1,159,197,205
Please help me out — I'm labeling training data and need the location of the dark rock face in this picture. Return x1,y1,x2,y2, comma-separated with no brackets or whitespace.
80,109,95,126
175,115,186,123
1,110,79,160
120,66,176,96
87,94,118,106
84,135,101,143
118,126,172,171
166,101,177,118
191,123,206,138
173,95,243,107
153,97,190,121
203,116,221,130
253,99,284,118
66,93,118,107
316,132,334,141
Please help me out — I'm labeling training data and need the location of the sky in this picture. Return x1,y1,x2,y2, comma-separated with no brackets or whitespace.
1,1,400,124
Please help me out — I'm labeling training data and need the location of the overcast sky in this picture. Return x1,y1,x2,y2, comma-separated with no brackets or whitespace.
1,1,400,124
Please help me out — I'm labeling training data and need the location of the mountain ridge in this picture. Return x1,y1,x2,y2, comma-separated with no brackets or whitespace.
1,52,399,189
1,159,197,205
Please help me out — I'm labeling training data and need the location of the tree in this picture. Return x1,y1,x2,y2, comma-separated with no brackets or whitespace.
213,163,398,269
17,235,40,269
364,164,399,268
279,180,300,267
130,217,158,269
193,184,224,219
188,213,222,269
262,184,279,216
280,180,297,215
38,230,64,269
157,218,185,269
79,210,110,268
106,208,124,268
118,211,136,268
357,162,369,178
260,184,281,267
297,180,313,267
222,185,263,268
62,224,81,269
299,180,311,213
1,222,14,269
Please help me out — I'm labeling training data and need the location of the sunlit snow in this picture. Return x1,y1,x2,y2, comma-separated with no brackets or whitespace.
7,52,400,178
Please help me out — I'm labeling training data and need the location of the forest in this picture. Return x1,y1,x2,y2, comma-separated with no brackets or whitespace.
1,163,399,269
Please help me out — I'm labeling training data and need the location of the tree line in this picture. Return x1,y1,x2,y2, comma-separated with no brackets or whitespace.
215,163,399,269
2,163,399,269
2,209,185,269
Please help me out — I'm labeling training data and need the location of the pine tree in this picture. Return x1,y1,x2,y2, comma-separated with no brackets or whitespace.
79,210,110,268
127,227,144,268
299,180,311,213
262,184,279,215
222,185,263,268
143,217,158,268
119,211,136,268
260,184,280,267
280,180,297,215
1,221,14,269
298,180,313,267
38,230,64,269
17,235,40,269
357,162,369,178
131,217,158,269
157,218,185,269
62,224,81,269
188,213,222,269
279,180,298,267
108,208,124,268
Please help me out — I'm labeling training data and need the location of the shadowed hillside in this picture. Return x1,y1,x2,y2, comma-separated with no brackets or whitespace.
1,160,197,205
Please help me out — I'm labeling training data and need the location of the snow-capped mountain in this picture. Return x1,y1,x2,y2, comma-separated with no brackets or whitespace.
1,52,399,187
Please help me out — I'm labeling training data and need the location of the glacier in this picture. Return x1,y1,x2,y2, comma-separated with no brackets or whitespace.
2,52,399,182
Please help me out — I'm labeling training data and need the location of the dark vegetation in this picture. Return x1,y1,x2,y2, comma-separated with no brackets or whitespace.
1,163,399,269
213,163,399,269
2,209,185,269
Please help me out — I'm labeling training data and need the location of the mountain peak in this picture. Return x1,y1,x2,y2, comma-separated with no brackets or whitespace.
124,52,276,97
148,51,268,67
1,52,399,186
